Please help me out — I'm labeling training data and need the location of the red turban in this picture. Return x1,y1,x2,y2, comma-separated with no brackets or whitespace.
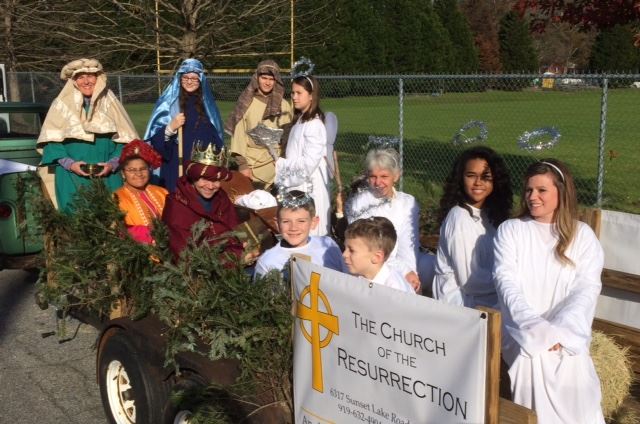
119,139,163,169
185,161,232,182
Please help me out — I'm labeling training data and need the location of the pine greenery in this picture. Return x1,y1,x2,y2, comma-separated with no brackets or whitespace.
498,11,538,73
301,0,479,74
34,180,293,421
589,24,640,73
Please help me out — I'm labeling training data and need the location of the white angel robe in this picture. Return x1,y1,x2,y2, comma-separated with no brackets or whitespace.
254,236,345,279
275,116,330,236
493,218,604,424
433,205,497,308
345,188,420,277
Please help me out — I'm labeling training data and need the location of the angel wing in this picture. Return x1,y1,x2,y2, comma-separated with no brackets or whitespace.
325,111,338,176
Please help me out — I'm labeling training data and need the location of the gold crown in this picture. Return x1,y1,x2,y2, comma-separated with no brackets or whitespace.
191,141,226,166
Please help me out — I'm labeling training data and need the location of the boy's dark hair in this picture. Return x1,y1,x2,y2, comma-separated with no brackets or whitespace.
344,217,396,260
276,190,316,218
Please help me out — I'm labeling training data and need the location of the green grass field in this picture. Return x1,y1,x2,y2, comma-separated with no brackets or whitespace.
125,88,640,214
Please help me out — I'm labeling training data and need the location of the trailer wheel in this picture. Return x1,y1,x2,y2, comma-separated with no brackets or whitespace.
99,331,169,424
162,374,207,424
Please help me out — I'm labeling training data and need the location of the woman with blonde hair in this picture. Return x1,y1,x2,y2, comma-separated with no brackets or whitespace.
493,159,604,423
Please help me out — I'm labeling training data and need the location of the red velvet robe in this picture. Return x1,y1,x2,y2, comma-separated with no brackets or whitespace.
162,176,242,261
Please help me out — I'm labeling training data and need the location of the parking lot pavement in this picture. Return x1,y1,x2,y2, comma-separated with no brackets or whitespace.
0,269,106,424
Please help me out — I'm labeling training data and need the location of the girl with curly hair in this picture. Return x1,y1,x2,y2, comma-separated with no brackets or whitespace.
432,146,512,307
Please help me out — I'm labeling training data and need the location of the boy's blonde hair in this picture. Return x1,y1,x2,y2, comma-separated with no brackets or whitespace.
276,190,316,219
344,217,397,260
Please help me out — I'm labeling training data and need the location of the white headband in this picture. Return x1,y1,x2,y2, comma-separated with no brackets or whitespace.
304,76,314,91
541,161,565,182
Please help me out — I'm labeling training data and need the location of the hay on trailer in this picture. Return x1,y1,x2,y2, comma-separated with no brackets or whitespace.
591,330,634,420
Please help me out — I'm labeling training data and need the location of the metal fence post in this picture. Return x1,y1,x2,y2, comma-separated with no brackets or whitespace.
117,75,123,104
398,77,404,192
596,76,608,207
30,72,36,102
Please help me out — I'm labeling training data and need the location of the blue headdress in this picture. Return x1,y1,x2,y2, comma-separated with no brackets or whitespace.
143,58,224,147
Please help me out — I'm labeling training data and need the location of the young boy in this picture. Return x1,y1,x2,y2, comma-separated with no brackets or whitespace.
254,191,345,279
342,217,414,293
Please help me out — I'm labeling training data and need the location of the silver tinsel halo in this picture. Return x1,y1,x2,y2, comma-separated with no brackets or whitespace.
276,188,314,209
275,166,314,209
451,120,489,146
365,135,400,152
247,123,283,161
291,57,315,78
344,187,392,222
517,127,561,151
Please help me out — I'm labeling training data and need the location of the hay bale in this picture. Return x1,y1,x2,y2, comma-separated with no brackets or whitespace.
591,330,634,420
610,399,640,424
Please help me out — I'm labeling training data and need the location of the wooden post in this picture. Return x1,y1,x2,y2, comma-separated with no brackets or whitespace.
478,306,501,424
178,126,184,177
479,305,537,423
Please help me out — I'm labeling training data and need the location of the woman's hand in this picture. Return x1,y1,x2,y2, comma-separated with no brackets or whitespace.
548,343,562,351
69,161,90,177
405,271,421,294
168,113,186,132
96,162,113,177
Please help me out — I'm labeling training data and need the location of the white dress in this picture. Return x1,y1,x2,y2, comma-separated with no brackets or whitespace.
493,218,604,424
345,188,419,277
254,236,345,279
433,205,497,308
275,116,330,236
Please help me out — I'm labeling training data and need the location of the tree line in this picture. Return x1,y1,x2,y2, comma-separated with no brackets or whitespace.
1,0,638,75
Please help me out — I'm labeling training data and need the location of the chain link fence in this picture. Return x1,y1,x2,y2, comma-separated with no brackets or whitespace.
8,72,640,215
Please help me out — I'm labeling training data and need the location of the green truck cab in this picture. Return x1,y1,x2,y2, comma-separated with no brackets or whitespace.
0,102,48,269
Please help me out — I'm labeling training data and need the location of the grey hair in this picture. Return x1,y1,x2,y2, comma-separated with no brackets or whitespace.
365,148,401,175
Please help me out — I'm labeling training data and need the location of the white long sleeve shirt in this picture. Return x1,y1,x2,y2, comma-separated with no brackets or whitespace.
433,205,497,308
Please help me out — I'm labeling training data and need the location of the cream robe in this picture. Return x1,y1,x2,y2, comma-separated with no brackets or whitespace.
493,218,604,424
229,97,292,186
275,116,330,236
433,205,497,308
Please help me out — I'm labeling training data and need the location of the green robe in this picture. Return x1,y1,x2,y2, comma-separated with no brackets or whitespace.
41,136,123,213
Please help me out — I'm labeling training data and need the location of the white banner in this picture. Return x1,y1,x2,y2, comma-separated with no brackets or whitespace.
292,258,488,424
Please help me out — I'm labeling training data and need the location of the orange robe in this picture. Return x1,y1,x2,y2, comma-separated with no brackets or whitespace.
114,184,168,244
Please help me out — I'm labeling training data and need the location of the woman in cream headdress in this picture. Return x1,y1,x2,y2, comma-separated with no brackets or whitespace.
37,58,138,212
144,58,224,193
225,59,292,189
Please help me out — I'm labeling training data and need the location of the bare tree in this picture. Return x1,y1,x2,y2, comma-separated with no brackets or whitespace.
0,0,329,74
533,22,596,71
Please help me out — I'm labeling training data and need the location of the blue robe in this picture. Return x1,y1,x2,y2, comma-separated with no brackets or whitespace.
149,95,222,192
